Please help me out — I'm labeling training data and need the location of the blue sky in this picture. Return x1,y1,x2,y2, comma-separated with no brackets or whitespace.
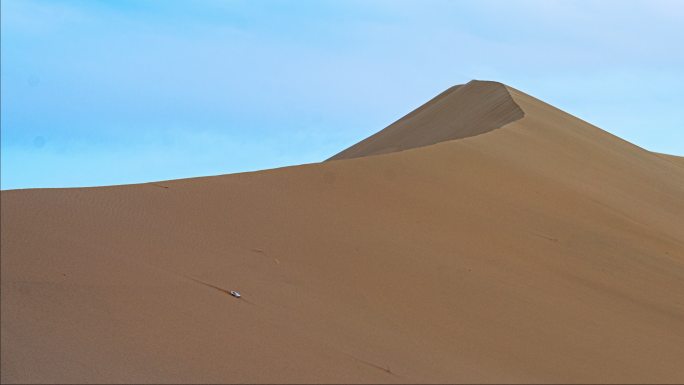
2,0,683,189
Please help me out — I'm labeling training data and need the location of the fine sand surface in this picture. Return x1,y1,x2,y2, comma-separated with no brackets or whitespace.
2,81,684,383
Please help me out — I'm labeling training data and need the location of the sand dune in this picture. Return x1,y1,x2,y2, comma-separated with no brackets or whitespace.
328,81,524,160
656,152,684,167
2,81,683,383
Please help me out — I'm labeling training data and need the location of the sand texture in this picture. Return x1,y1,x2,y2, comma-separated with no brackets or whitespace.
2,81,684,383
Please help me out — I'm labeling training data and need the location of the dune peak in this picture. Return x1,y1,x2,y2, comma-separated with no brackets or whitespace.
328,80,524,161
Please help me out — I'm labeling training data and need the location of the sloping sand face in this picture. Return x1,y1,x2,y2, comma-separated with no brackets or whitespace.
328,81,524,160
2,81,684,383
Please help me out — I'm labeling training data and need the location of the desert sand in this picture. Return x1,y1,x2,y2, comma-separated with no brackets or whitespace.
2,80,683,383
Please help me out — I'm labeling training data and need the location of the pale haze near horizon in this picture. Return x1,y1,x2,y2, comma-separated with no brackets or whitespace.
1,0,683,190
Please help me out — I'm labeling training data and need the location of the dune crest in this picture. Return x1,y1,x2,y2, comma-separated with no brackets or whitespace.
328,80,524,160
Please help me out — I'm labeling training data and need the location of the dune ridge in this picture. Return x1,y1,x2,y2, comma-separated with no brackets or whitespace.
328,80,525,160
2,80,683,384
